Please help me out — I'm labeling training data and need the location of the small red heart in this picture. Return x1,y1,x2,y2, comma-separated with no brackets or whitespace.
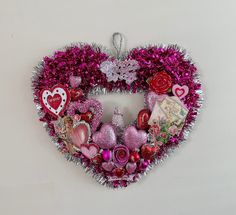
141,144,159,160
47,94,62,110
70,89,84,101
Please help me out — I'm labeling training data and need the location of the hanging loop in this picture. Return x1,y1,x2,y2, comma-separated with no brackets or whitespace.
112,32,125,59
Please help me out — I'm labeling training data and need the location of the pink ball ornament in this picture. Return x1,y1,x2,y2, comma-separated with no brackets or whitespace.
139,160,150,170
102,150,112,161
126,162,137,174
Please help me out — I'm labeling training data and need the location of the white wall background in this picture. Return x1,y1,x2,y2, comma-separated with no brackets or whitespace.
0,0,235,214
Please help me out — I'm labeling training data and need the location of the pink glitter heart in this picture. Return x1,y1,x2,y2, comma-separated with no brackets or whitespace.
92,124,116,149
124,126,147,150
67,99,103,132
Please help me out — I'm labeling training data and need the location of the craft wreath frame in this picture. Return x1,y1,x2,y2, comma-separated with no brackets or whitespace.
32,36,203,188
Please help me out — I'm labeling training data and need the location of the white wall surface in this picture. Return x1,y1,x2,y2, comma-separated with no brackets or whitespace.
0,0,235,214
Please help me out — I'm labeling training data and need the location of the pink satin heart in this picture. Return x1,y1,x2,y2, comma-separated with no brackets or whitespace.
69,122,90,148
124,126,147,150
92,124,116,149
102,161,115,172
146,91,168,111
69,75,82,88
172,84,189,99
80,143,99,159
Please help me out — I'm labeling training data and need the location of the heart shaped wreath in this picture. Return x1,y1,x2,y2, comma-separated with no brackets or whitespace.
32,33,203,188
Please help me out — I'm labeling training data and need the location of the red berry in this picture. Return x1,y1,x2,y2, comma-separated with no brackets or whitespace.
129,151,140,163
113,168,125,178
91,154,103,165
80,111,93,123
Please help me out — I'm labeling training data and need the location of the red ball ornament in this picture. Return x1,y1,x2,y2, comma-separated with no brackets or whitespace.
137,109,151,130
129,151,140,163
80,111,93,123
113,168,125,178
70,89,84,101
141,144,159,160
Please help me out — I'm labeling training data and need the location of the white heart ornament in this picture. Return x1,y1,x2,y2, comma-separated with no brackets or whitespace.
40,85,70,118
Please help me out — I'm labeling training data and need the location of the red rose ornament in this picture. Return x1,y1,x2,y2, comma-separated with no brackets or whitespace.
149,71,172,95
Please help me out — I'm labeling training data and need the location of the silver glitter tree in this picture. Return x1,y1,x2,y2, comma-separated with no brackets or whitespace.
112,106,125,130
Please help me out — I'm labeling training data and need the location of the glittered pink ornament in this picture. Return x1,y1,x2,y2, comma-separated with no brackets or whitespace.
124,126,147,150
139,160,149,170
92,124,116,149
102,149,112,161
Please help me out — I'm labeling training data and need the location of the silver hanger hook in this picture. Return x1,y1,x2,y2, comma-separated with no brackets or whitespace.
112,32,125,59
